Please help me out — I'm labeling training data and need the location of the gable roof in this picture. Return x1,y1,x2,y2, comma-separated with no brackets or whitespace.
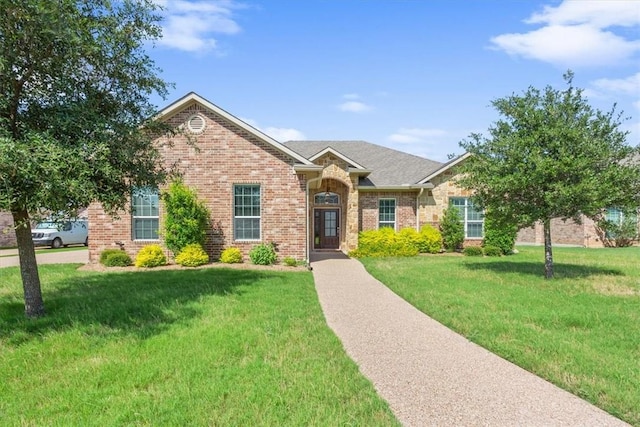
157,92,313,165
418,152,471,184
284,140,443,187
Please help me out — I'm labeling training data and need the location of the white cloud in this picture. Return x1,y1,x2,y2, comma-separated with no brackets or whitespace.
388,128,447,144
264,127,306,142
338,101,372,113
157,0,244,52
491,0,640,67
591,73,640,96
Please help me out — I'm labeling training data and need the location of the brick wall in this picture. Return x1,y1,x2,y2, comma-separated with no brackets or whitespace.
0,212,16,248
358,192,417,231
516,216,607,247
89,103,307,263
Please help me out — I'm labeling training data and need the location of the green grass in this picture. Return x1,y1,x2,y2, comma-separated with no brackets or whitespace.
360,246,640,426
0,264,398,426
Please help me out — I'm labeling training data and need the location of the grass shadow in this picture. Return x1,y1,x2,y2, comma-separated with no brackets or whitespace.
0,267,277,345
463,260,625,279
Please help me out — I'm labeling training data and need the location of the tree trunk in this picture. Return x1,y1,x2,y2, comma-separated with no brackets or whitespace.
12,208,45,317
543,219,554,279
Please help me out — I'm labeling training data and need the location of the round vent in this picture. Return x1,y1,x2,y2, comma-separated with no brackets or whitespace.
187,114,206,133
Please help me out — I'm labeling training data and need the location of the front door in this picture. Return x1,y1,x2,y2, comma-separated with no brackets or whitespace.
314,209,340,249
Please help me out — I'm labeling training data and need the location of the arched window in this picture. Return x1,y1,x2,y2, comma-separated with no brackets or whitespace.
315,192,339,205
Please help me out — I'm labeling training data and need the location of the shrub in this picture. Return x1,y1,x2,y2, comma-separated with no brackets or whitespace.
175,243,209,267
440,207,464,251
398,227,421,252
350,228,419,258
595,209,639,248
162,179,211,256
282,256,298,267
220,247,243,264
418,225,443,253
135,244,167,268
483,245,503,257
463,246,484,256
249,243,277,265
483,212,518,255
99,249,132,267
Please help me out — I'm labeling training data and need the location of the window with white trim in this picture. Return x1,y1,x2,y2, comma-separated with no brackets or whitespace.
132,187,159,240
378,198,396,229
234,184,261,240
450,197,484,238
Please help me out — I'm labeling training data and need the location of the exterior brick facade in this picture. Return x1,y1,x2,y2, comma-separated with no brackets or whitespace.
0,212,16,248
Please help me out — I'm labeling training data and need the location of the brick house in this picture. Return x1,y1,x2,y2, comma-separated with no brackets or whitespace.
88,93,482,263
0,212,16,248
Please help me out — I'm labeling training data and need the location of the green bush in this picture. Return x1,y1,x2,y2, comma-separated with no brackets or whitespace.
350,228,419,258
249,243,277,265
99,249,132,267
398,227,421,252
418,225,443,253
175,243,209,267
483,245,503,257
483,212,518,254
595,209,639,248
282,256,298,267
220,247,243,264
440,207,464,251
162,179,211,256
135,244,167,268
463,246,484,256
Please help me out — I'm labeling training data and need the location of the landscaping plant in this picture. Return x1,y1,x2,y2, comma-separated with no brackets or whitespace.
175,243,209,267
440,207,464,251
482,211,518,255
418,225,443,254
162,179,211,255
220,247,243,264
135,244,167,268
249,243,277,265
99,249,132,267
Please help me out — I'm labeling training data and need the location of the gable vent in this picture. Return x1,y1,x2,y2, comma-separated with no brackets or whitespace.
187,114,206,133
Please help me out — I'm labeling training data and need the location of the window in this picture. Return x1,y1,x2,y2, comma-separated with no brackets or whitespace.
450,197,484,238
605,208,623,225
234,185,261,240
132,187,159,240
314,192,339,205
378,198,396,229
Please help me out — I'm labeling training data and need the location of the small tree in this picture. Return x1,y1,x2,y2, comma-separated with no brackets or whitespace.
594,208,639,248
459,71,640,278
162,179,210,256
440,207,464,251
483,211,518,255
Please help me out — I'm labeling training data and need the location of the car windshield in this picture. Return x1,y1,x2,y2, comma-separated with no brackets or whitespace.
34,222,58,229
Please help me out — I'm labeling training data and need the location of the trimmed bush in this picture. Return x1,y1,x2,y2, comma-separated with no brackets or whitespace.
418,225,443,253
463,246,484,256
99,249,132,267
282,256,298,267
483,245,503,257
162,179,210,256
440,207,464,252
175,243,209,267
398,227,421,252
349,228,419,258
135,244,167,268
483,212,518,255
249,243,277,265
220,247,243,264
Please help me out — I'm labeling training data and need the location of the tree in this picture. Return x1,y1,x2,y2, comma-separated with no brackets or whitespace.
162,179,211,256
440,207,464,251
0,0,170,317
459,71,640,278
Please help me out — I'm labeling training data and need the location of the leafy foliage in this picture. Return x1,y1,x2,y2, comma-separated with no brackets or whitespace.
249,243,277,266
440,208,464,252
175,243,209,267
482,245,503,257
349,228,419,258
459,71,640,278
594,209,639,248
282,256,298,267
135,245,167,268
462,246,484,256
99,249,132,267
483,211,518,255
162,179,210,255
220,247,243,264
418,225,443,254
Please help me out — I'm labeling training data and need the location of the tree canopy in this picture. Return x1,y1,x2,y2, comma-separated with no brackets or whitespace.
0,0,171,317
459,71,640,278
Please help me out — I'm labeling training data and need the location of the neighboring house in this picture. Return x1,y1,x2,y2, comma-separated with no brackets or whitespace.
0,212,16,248
88,93,481,263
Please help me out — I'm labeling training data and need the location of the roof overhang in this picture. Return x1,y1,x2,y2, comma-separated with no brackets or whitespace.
156,92,314,165
293,164,324,172
309,147,367,169
418,152,471,184
358,184,434,191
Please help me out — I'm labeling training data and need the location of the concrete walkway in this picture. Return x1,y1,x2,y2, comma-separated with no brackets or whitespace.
310,252,629,427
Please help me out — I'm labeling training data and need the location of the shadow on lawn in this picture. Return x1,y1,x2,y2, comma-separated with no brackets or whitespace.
0,268,276,345
463,260,624,279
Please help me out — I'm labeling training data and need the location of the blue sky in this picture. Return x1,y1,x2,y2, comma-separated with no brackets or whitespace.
150,0,640,162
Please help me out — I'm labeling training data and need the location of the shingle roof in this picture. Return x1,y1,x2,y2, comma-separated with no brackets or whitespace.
284,140,443,187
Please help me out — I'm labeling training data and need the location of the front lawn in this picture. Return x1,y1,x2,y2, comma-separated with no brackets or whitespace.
360,246,640,426
0,264,398,426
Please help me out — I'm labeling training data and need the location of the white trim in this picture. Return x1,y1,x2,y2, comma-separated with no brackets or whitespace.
308,147,367,169
418,152,471,184
156,92,313,165
378,198,397,231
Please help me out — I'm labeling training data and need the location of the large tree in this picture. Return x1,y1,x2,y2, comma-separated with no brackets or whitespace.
459,71,640,279
0,0,170,317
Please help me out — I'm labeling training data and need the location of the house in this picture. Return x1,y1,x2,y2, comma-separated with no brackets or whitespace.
0,212,16,248
88,93,482,263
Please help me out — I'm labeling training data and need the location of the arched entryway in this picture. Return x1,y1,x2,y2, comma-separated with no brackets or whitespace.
311,179,349,250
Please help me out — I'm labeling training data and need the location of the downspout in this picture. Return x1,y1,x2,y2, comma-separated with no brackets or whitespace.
416,187,425,231
305,174,323,267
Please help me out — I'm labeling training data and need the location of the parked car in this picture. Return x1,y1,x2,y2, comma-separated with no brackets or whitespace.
31,219,89,248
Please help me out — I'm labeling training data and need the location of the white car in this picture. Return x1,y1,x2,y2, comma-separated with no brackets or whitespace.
31,219,89,249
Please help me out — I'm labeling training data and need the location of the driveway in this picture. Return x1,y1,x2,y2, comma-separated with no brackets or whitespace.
0,248,88,268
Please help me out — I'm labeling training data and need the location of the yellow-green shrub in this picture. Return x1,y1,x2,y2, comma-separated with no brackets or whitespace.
220,247,243,264
135,244,167,268
418,225,443,254
349,227,419,258
175,243,209,267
